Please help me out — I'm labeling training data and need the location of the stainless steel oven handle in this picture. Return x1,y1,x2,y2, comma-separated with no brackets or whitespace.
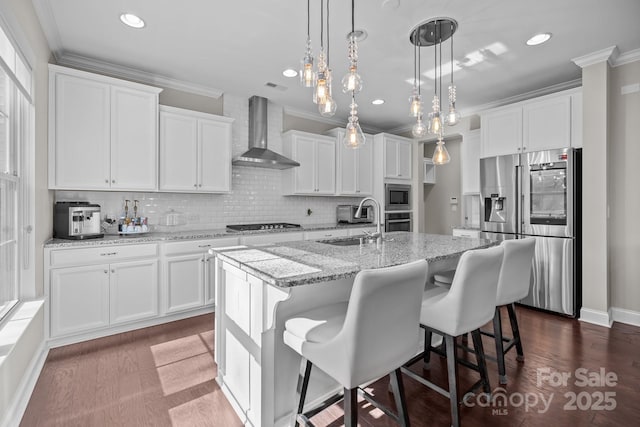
386,219,411,223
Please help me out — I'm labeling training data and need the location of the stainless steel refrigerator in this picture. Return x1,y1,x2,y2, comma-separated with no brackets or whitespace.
480,148,582,317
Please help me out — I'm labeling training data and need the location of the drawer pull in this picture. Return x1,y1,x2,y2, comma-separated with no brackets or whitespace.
198,244,212,248
100,252,118,256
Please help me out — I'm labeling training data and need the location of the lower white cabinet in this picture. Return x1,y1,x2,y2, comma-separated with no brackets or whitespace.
452,228,480,238
162,237,240,313
49,255,159,338
304,229,349,240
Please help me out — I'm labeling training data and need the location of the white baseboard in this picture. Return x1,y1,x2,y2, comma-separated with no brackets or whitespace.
579,307,613,328
1,342,48,427
611,307,640,327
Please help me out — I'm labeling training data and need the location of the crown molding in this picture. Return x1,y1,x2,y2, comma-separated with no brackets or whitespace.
614,48,640,67
572,46,619,68
31,0,63,60
461,79,583,116
56,52,224,98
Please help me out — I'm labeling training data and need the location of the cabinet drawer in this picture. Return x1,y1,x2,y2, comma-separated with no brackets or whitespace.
241,232,304,245
304,229,350,240
164,237,239,256
50,243,158,267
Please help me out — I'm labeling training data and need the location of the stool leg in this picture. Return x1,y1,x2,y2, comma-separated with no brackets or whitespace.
293,358,312,427
444,334,460,427
471,329,491,394
493,306,507,384
343,387,358,427
389,368,410,427
423,328,433,366
507,303,525,362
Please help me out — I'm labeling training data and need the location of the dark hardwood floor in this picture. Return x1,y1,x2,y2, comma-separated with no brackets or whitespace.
20,307,639,427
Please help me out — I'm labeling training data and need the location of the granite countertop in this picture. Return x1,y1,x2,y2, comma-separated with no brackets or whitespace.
43,222,376,248
213,231,496,288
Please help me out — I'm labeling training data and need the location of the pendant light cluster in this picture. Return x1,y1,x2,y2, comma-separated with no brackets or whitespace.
299,0,365,149
409,18,460,165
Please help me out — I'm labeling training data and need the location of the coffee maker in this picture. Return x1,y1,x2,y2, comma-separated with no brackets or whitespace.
54,202,104,239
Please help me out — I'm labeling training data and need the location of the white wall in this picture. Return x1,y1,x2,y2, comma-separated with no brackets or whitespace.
609,60,640,313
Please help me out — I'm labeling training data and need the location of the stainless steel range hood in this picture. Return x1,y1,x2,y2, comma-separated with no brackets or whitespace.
232,96,300,169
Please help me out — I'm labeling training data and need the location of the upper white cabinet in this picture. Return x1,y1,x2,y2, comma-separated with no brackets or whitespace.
48,65,161,190
381,134,412,180
480,88,581,158
461,130,481,194
327,128,373,196
281,130,336,195
159,106,234,193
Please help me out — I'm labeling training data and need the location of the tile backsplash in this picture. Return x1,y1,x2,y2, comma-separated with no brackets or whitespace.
55,94,361,232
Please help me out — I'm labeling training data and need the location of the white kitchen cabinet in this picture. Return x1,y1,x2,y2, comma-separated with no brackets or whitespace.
109,259,159,324
282,130,336,195
49,255,159,338
480,106,523,158
48,65,161,190
159,106,234,193
328,128,373,196
50,264,110,337
523,95,571,152
382,134,412,180
461,130,480,194
162,237,239,313
480,88,581,158
423,158,436,184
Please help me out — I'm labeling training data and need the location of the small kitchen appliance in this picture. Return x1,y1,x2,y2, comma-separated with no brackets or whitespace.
54,201,104,239
337,205,373,224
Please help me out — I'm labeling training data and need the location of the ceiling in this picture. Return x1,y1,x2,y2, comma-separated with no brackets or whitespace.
33,0,640,133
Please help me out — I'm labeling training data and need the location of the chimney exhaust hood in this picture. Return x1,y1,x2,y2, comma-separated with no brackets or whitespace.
232,96,300,169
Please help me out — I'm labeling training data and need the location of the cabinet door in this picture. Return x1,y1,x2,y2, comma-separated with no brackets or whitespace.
337,143,358,195
110,86,158,190
461,130,480,194
292,135,317,194
480,108,523,158
315,138,336,194
356,141,373,195
159,111,198,191
396,140,412,179
50,264,110,337
51,74,110,189
165,254,205,313
384,139,398,178
523,95,571,152
199,118,232,192
110,259,159,324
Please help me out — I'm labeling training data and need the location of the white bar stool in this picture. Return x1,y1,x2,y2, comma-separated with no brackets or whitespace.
401,245,504,427
283,259,429,427
485,238,536,384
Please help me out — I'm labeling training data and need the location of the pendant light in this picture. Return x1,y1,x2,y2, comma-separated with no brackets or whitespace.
319,0,337,117
409,42,423,118
341,0,363,93
300,0,314,87
445,21,460,126
313,0,328,105
432,136,451,165
343,0,365,148
428,23,443,136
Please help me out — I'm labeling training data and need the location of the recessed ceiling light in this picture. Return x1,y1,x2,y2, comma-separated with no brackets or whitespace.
120,13,145,29
282,68,298,78
526,33,552,46
372,99,385,105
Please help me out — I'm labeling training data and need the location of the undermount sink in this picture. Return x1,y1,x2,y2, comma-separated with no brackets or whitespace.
319,236,378,246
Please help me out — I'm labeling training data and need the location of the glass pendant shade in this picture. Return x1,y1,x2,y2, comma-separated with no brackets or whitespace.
319,95,337,117
428,111,442,135
412,116,426,137
409,92,423,117
432,140,450,165
344,120,366,148
446,107,461,126
301,53,314,87
341,66,363,93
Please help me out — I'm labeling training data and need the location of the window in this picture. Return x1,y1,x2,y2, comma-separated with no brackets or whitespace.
0,21,32,322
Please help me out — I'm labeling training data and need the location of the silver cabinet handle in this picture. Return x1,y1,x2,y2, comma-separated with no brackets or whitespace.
194,184,198,187
112,179,115,183
105,179,109,183
100,252,118,256
198,244,212,248
104,269,108,274
198,184,202,187
111,269,115,273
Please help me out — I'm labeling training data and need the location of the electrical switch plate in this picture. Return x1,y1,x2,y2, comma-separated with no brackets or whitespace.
450,197,458,204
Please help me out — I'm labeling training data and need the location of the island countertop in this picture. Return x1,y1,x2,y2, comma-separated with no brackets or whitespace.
212,231,496,288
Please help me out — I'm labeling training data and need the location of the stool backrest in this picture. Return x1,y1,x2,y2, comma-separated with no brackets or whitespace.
339,259,428,387
440,245,504,336
496,238,536,306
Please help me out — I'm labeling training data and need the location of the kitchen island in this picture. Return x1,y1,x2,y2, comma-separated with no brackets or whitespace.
212,231,496,427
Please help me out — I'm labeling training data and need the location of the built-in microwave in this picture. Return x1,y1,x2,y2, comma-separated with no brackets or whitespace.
385,184,411,211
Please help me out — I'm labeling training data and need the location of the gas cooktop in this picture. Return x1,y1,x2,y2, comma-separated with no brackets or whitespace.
226,223,301,232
